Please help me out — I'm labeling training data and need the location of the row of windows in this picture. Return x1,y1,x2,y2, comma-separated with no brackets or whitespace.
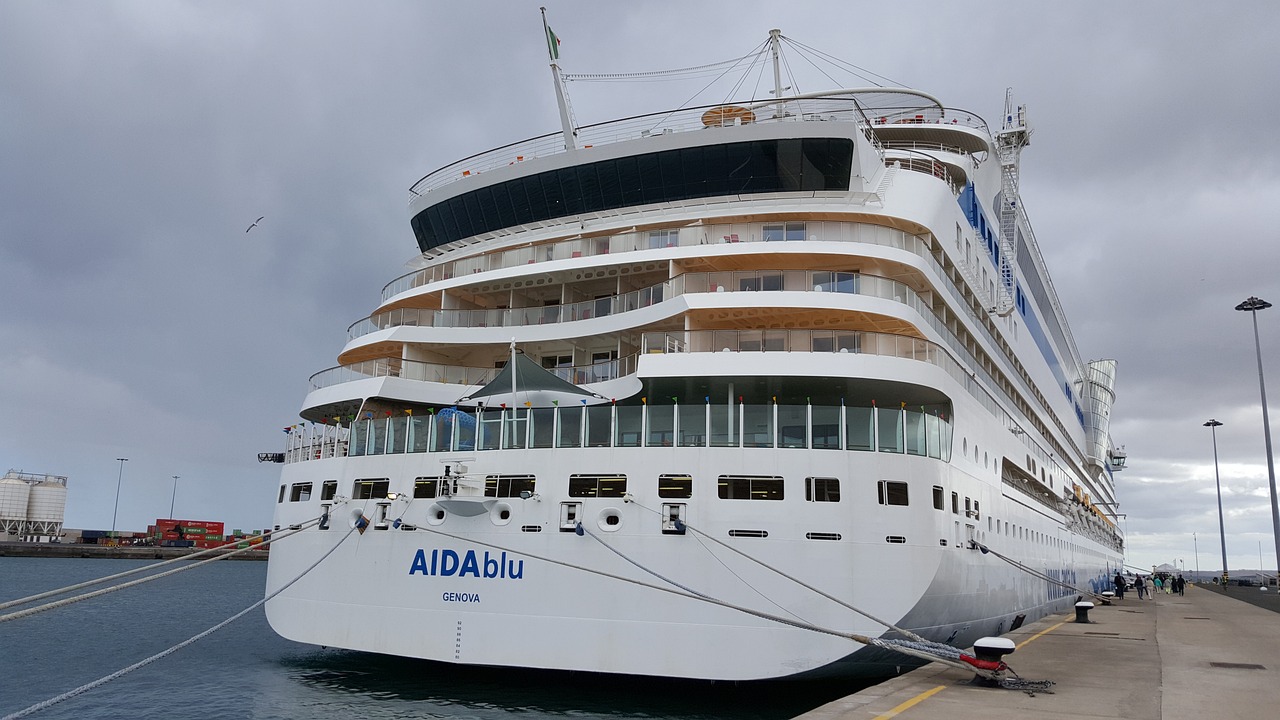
410,138,854,251
280,474,855,504
281,477,1095,553
284,475,993,516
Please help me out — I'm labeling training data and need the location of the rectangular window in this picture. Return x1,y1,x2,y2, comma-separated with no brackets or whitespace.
414,477,443,499
277,485,286,503
647,229,679,248
320,480,337,501
951,491,960,514
568,474,627,498
485,474,536,498
805,476,840,502
289,483,312,502
717,475,784,500
932,485,944,510
877,480,909,506
658,474,693,499
762,221,805,242
352,478,390,500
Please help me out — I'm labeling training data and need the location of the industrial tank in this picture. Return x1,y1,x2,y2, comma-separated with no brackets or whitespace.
26,477,68,539
0,472,31,536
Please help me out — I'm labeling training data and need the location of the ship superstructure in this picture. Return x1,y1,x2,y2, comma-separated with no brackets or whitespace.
264,30,1124,680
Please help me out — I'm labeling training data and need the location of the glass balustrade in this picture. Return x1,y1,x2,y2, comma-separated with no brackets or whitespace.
331,401,950,460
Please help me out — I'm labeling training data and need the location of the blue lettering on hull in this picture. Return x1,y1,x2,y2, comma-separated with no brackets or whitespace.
409,548,525,580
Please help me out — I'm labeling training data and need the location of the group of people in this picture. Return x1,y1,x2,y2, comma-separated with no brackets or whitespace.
1115,572,1186,599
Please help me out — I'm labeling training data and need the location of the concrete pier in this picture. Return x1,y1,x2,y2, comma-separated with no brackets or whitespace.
797,584,1280,720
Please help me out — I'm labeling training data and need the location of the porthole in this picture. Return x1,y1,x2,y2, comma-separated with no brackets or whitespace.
426,503,447,526
597,507,623,532
490,501,513,526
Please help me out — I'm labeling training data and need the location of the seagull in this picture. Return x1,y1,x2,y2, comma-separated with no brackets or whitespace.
245,216,265,233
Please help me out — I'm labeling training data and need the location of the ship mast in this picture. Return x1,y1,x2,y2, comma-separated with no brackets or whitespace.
992,88,1031,316
769,28,785,118
541,7,577,152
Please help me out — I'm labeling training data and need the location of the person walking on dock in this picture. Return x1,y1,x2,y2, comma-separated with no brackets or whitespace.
1114,572,1126,599
1134,575,1146,599
1175,575,1185,596
1154,576,1163,594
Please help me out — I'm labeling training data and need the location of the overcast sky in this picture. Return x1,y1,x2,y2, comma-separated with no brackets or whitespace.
3,1,1279,574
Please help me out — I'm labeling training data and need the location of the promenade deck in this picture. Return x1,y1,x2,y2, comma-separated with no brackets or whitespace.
797,583,1280,720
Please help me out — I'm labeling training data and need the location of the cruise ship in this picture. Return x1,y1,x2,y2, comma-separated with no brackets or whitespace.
263,29,1125,680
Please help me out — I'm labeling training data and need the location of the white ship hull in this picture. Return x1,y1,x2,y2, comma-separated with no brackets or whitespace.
265,33,1124,680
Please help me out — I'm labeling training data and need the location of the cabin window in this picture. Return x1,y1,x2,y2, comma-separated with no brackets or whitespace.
951,491,960,514
647,229,679,248
352,478,390,499
718,475,784,500
658,474,693,499
320,480,337,501
485,474,536,498
568,474,627,498
414,477,443,499
277,485,286,503
933,485,945,510
805,476,840,502
877,480,909,506
289,483,312,502
762,221,806,242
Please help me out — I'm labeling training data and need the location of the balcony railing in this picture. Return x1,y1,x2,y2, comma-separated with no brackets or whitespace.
284,397,952,463
408,94,988,198
358,268,927,340
381,220,929,302
308,354,640,392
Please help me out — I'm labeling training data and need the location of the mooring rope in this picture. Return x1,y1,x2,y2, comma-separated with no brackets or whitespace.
0,526,300,613
0,520,319,624
1,522,355,720
412,522,1002,680
621,496,945,648
973,542,1108,603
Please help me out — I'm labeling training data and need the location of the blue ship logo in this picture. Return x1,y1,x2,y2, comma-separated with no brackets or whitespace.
409,548,525,579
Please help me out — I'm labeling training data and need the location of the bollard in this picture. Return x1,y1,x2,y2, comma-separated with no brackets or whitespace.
1100,590,1115,606
1075,601,1094,623
970,637,1016,685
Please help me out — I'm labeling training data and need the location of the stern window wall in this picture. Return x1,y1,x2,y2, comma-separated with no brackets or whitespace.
411,138,855,251
337,399,951,459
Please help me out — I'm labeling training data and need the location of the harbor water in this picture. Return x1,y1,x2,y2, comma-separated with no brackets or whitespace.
0,557,866,719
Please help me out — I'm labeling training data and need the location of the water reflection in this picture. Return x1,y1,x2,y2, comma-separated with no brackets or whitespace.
281,649,869,719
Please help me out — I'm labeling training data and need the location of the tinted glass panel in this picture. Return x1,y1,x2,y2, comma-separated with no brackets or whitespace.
411,138,854,250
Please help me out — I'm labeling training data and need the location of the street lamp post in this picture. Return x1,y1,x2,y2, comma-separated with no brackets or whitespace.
111,457,128,533
1205,419,1229,584
169,475,180,519
1236,296,1280,582
1194,532,1200,575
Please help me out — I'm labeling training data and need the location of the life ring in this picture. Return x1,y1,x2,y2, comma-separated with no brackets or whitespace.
701,105,755,127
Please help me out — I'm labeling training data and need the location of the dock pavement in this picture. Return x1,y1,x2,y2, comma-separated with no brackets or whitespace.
796,583,1280,720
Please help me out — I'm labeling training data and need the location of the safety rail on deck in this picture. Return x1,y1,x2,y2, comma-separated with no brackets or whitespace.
308,354,640,392
354,270,921,340
408,98,988,198
381,221,930,302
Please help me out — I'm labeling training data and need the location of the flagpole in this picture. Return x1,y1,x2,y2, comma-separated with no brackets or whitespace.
540,7,577,151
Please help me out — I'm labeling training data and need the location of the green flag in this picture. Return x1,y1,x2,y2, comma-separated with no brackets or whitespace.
546,25,560,60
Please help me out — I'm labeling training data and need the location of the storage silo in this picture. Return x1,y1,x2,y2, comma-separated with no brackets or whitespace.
26,475,68,541
1,472,31,538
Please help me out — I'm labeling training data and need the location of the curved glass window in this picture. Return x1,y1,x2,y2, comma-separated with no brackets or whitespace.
412,138,854,251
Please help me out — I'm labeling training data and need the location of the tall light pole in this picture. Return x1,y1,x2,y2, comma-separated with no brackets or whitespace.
1194,532,1200,576
112,457,128,533
169,475,180,519
1205,419,1229,584
1236,296,1280,581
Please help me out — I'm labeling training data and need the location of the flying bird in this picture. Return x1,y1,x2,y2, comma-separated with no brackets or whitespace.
246,216,265,233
